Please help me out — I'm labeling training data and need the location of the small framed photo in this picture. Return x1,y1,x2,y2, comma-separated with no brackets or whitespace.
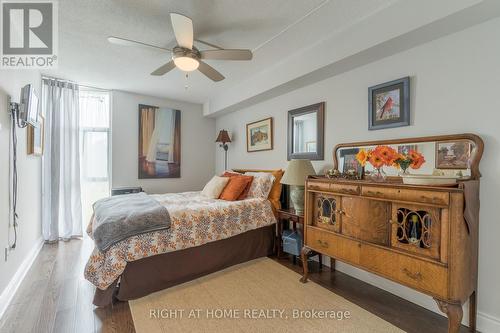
436,141,471,169
398,144,418,155
27,115,44,156
368,77,410,130
246,117,273,152
340,148,363,177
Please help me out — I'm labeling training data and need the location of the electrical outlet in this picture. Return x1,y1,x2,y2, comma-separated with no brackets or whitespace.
4,247,8,261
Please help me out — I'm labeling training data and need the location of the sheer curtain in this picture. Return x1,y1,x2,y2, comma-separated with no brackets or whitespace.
42,78,83,242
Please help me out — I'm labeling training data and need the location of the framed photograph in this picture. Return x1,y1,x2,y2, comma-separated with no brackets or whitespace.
138,104,181,178
340,148,363,176
246,117,273,152
436,141,471,169
368,77,410,130
27,115,44,156
398,144,418,155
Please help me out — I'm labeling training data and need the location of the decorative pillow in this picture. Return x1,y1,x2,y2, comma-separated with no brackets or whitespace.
222,172,253,199
201,176,230,199
245,172,275,199
219,175,254,201
266,169,285,208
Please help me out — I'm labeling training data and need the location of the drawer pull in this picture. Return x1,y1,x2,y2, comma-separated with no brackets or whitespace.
402,268,422,281
317,239,329,248
366,190,384,196
420,195,442,202
341,189,358,194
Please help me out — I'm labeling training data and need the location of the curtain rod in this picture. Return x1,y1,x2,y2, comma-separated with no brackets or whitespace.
41,75,111,92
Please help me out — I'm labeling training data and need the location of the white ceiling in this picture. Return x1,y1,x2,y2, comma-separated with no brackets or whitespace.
43,0,397,103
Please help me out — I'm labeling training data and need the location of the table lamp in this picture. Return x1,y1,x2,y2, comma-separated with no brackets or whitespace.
280,159,316,214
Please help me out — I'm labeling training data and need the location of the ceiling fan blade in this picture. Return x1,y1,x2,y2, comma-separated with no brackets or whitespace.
170,13,194,49
108,36,171,52
198,61,225,82
151,61,176,76
200,49,253,61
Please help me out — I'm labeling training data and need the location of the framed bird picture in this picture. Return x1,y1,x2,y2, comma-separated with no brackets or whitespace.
368,77,410,130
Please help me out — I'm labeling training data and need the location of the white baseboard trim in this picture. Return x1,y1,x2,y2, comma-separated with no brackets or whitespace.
478,312,500,333
321,258,500,333
0,238,44,320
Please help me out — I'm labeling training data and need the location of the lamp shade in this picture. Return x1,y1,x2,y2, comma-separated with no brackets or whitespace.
215,130,231,144
280,159,316,186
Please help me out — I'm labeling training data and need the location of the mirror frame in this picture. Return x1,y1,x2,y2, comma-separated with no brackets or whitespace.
287,102,325,160
333,133,484,180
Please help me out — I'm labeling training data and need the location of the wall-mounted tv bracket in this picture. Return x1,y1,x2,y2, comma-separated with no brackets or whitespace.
6,95,25,253
8,95,28,128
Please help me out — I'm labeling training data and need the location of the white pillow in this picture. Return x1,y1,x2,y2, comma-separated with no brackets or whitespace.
245,172,275,199
201,176,230,199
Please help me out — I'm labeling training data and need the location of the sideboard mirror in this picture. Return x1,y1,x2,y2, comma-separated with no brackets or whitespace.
287,102,325,160
333,134,484,180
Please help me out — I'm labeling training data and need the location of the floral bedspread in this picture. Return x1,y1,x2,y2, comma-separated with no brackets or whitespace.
84,191,276,290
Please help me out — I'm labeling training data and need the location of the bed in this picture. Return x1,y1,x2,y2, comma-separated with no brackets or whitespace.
85,169,284,306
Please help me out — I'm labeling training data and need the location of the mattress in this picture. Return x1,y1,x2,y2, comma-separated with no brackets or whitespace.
84,191,277,290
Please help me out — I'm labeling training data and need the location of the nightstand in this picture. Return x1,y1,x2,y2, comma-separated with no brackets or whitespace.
276,208,322,268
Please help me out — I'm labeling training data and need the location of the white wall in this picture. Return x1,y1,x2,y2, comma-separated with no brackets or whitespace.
215,18,500,331
112,90,215,194
0,70,42,297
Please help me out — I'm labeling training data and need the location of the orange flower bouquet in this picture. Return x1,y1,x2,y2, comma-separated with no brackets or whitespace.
356,145,398,182
356,146,426,181
394,149,426,174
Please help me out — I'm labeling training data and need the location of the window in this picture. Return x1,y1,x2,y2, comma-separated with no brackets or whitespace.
79,89,111,224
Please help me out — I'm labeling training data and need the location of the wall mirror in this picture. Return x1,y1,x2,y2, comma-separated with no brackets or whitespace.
333,134,484,180
287,102,325,160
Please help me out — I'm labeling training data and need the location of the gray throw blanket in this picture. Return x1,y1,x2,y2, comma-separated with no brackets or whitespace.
92,192,171,251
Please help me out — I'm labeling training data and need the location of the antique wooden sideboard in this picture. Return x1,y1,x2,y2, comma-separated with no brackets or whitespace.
300,134,483,333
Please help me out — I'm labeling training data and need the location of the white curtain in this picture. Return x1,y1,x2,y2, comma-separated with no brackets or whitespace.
42,78,83,242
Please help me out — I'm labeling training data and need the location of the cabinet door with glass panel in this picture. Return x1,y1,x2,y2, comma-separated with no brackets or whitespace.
390,203,444,261
312,193,341,233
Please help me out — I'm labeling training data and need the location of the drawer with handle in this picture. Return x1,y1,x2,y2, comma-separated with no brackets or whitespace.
362,186,449,206
329,184,360,195
359,243,447,298
306,226,361,265
308,181,330,192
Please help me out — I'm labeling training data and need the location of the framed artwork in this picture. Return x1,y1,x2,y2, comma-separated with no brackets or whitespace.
435,141,471,169
398,144,418,155
138,104,181,178
27,115,44,156
287,102,325,160
246,117,273,152
340,148,363,176
368,77,410,130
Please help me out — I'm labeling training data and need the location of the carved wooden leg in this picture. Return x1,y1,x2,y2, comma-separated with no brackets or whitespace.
300,246,312,283
469,291,477,332
435,299,463,333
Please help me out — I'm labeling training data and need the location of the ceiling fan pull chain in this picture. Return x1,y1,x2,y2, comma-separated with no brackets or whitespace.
185,73,189,90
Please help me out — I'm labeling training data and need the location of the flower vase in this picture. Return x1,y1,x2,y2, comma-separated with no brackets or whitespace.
399,167,410,177
371,167,387,182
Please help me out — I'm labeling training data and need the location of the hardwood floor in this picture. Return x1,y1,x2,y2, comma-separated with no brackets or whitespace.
0,238,134,333
0,239,474,333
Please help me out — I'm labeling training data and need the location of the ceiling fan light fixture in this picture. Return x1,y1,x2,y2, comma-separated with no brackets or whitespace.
173,56,199,72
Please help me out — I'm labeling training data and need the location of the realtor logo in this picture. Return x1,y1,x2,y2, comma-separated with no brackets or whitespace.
1,0,58,68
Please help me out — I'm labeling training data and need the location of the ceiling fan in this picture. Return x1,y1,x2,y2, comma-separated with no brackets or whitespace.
108,13,253,82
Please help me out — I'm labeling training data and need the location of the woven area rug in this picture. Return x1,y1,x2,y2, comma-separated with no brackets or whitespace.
129,257,404,333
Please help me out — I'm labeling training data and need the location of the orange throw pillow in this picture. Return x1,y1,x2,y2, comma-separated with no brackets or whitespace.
222,172,254,200
219,175,254,201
